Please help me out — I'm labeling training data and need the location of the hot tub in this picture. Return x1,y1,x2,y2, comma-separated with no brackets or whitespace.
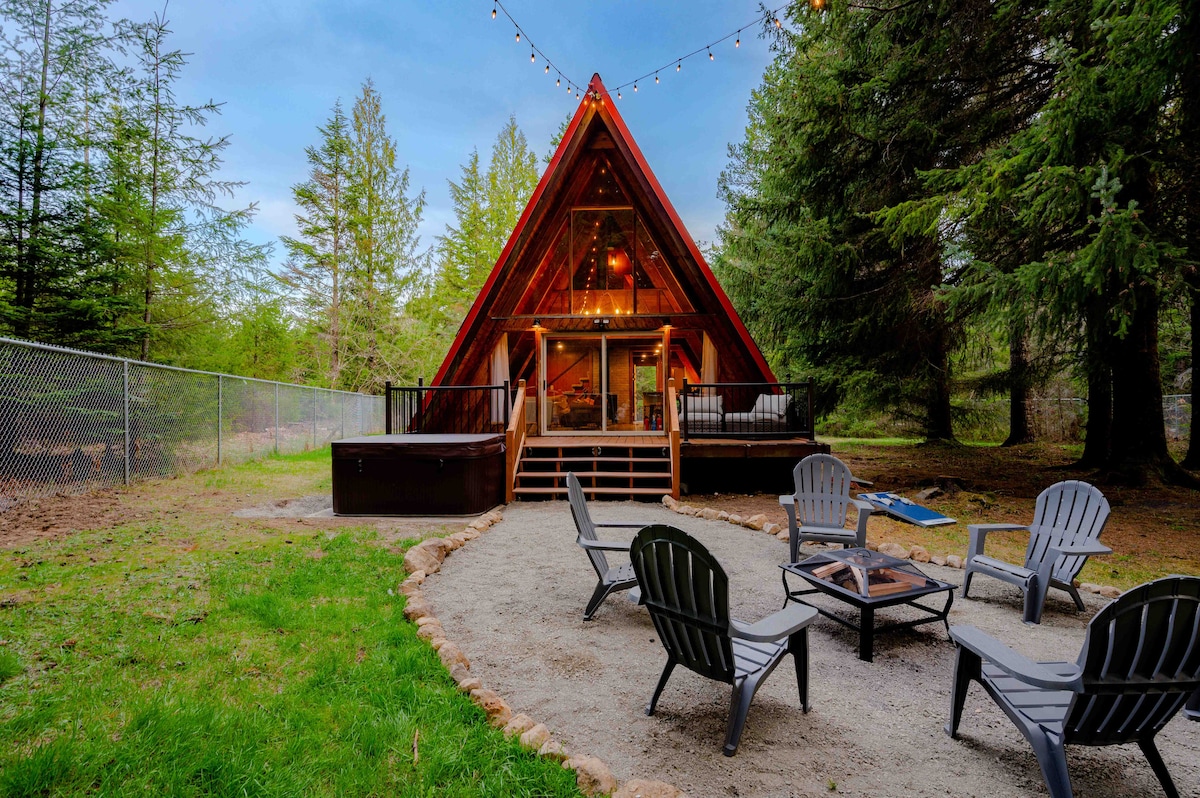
332,434,505,516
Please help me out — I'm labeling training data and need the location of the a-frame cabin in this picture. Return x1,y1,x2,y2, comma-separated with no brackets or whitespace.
429,74,824,500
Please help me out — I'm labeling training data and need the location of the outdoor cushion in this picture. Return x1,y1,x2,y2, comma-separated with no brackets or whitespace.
686,411,723,432
685,394,724,415
751,393,789,417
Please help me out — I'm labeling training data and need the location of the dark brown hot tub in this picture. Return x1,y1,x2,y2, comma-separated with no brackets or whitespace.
332,434,505,516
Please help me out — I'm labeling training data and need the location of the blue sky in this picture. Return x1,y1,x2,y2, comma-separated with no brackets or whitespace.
114,1,781,266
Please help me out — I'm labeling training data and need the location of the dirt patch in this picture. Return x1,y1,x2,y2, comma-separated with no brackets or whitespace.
0,490,146,549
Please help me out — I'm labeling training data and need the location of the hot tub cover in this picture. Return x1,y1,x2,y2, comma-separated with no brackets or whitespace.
332,434,504,459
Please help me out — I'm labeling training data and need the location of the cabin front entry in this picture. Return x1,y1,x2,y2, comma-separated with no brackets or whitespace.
540,332,666,435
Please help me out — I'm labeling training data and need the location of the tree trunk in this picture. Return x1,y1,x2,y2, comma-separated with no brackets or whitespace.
1104,286,1187,484
1003,317,1033,446
1181,1,1200,471
922,324,955,442
1079,299,1112,468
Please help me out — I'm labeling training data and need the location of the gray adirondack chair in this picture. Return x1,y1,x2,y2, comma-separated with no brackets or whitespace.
947,575,1200,798
961,480,1111,624
629,524,818,756
778,453,873,563
566,472,645,620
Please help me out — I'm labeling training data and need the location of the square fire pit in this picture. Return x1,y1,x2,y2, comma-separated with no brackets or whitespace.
780,548,956,661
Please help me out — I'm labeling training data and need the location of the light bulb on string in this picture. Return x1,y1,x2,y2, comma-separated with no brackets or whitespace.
491,4,495,19
655,73,659,84
617,91,621,99
708,48,713,61
515,31,520,42
676,61,681,72
531,50,535,63
633,82,638,92
774,17,782,27
556,76,560,87
544,64,549,74
736,31,741,47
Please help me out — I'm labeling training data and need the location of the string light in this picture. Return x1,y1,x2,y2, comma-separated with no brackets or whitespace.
488,0,791,101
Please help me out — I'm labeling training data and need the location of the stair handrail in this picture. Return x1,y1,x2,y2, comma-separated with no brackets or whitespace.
667,377,681,499
505,379,527,503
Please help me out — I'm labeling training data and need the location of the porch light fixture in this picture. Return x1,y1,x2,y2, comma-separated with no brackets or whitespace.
532,318,542,329
593,318,610,328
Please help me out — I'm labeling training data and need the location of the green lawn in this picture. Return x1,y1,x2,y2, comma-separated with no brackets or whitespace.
0,451,580,798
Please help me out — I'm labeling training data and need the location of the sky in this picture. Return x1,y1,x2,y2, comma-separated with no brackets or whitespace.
112,0,782,267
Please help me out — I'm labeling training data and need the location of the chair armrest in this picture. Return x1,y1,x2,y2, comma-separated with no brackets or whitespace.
851,498,873,513
1050,541,1113,557
967,523,1029,560
577,538,631,552
850,475,874,488
779,495,799,562
730,603,818,642
949,625,1082,691
594,522,647,529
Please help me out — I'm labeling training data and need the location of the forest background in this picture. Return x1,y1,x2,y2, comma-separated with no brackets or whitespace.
1,0,1197,484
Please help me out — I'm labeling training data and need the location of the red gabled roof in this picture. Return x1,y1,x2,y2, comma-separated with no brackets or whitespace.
433,73,775,386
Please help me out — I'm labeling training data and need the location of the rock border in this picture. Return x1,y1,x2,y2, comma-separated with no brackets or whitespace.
398,508,688,798
658,495,1123,600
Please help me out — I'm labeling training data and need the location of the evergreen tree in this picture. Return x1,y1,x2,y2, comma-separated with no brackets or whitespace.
339,79,425,392
281,101,353,388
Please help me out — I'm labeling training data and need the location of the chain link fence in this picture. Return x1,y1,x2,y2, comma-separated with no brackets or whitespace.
962,394,1191,443
0,337,384,511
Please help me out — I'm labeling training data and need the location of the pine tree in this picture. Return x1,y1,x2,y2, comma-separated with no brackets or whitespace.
281,101,353,387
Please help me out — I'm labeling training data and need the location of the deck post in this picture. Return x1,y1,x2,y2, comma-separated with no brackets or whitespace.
384,380,392,434
505,380,527,503
667,378,681,499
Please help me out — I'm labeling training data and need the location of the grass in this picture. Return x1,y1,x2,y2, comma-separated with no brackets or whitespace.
0,451,580,798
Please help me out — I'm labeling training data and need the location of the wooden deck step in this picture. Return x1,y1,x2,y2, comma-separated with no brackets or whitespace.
517,470,671,480
514,486,669,497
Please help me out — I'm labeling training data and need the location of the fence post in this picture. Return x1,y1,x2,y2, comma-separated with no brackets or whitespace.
312,386,318,449
274,383,280,454
682,378,689,441
122,360,130,485
504,380,510,428
217,374,223,466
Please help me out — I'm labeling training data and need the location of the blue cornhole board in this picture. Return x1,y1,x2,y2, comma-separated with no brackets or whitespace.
858,492,956,527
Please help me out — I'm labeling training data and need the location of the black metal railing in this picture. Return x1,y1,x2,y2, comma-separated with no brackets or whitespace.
385,380,511,435
679,380,814,440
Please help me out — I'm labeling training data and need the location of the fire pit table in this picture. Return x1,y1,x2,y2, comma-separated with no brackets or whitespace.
780,548,955,662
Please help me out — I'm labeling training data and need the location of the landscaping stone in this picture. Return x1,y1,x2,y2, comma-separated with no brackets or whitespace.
946,554,963,569
1098,585,1122,599
1080,582,1101,594
914,486,943,502
909,545,931,563
502,713,537,738
716,510,730,521
415,622,445,642
878,542,909,559
461,527,481,540
931,555,947,567
437,641,470,671
763,522,780,536
661,496,678,510
456,675,483,693
568,756,618,796
539,740,570,761
468,518,491,531
469,688,511,726
746,514,767,530
417,538,449,561
776,530,789,541
698,508,719,521
402,597,433,621
448,662,472,685
519,723,551,751
403,546,441,575
613,779,688,798
728,514,743,525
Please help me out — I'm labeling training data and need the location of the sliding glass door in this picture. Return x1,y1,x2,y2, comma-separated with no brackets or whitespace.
542,333,663,434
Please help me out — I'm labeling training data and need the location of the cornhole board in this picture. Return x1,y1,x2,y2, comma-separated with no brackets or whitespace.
858,492,956,527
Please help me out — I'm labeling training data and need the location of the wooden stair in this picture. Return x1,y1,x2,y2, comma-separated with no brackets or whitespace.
513,438,672,501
